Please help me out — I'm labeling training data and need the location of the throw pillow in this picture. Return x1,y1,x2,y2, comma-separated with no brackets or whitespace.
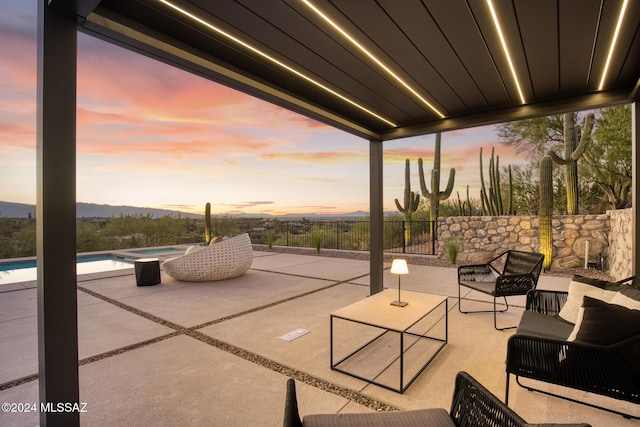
573,296,640,345
558,275,622,324
185,245,204,254
209,236,224,246
566,307,585,342
620,286,640,300
611,290,640,311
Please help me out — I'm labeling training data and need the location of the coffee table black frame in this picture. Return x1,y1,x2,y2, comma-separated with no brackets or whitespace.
330,289,448,393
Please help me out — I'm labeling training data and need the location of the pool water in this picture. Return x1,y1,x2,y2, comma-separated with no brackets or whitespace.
129,247,181,255
0,255,134,285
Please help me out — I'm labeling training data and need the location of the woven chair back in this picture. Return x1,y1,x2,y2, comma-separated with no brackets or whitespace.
503,251,544,282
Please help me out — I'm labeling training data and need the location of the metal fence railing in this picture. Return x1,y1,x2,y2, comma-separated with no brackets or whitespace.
233,220,437,255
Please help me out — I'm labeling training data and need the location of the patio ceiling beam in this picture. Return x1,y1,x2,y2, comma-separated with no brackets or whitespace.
379,88,633,141
37,2,80,426
631,77,640,102
48,0,101,17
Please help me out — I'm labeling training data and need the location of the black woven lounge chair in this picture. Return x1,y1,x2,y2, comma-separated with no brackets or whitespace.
458,250,544,330
283,371,590,426
506,283,640,419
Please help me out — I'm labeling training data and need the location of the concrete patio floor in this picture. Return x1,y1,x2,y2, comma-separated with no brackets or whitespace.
0,249,638,426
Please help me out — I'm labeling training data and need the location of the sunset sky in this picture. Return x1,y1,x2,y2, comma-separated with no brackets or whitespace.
0,1,528,216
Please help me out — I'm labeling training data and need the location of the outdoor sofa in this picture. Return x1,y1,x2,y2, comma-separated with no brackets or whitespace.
284,371,590,426
162,233,253,281
506,275,640,418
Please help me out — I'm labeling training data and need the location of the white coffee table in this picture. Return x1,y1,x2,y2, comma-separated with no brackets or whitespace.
330,289,448,393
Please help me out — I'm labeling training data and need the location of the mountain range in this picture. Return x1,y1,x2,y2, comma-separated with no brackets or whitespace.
0,201,370,219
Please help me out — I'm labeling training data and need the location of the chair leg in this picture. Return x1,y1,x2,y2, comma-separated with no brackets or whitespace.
494,296,517,331
458,286,515,330
458,285,508,315
505,373,510,405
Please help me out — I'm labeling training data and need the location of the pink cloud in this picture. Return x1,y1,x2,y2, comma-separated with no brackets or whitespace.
384,147,433,163
218,201,275,209
77,135,270,157
75,47,261,140
77,37,304,122
76,104,282,156
75,35,336,143
0,24,36,86
385,139,525,172
0,122,34,148
260,150,367,163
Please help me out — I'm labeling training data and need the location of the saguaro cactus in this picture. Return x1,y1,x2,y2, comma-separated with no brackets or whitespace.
480,147,513,215
546,112,594,214
204,202,212,244
539,155,554,270
394,159,420,245
418,132,455,233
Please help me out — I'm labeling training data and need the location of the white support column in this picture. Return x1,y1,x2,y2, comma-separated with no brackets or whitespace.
370,139,384,295
37,2,79,425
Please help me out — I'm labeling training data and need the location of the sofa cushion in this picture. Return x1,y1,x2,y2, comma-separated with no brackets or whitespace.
303,408,454,427
571,296,640,345
558,275,622,324
516,310,575,340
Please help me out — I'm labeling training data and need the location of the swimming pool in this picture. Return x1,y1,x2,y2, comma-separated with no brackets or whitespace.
0,255,134,285
128,247,182,255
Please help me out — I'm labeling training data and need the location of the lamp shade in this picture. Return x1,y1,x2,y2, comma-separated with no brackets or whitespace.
390,259,409,275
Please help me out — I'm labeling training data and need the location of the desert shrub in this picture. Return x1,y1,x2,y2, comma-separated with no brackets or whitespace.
445,238,460,264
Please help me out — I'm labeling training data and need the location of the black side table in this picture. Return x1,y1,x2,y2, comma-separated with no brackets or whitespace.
134,258,161,286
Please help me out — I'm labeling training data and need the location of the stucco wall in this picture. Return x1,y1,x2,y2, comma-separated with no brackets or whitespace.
608,208,633,280
437,214,611,271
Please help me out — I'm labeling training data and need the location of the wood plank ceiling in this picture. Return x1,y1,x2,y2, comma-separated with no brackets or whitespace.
76,0,640,140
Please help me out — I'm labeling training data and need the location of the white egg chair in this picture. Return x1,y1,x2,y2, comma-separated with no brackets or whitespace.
163,233,252,281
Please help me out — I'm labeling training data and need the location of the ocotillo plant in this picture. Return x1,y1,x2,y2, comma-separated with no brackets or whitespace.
479,147,513,215
539,155,554,271
394,159,420,245
418,132,455,233
546,112,594,214
204,202,212,244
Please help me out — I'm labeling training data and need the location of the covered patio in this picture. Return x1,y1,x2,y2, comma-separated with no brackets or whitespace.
35,1,640,425
1,250,638,426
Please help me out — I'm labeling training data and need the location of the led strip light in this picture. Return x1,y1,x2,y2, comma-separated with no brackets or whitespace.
157,0,397,127
301,0,445,119
487,0,526,104
598,0,629,90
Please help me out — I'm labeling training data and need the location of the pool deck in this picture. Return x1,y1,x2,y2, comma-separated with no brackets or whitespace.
0,248,637,426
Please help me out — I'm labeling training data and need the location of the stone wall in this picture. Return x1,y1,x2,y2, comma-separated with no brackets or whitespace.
437,214,610,270
608,208,632,280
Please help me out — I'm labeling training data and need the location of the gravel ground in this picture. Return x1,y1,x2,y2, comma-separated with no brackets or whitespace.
253,245,614,281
